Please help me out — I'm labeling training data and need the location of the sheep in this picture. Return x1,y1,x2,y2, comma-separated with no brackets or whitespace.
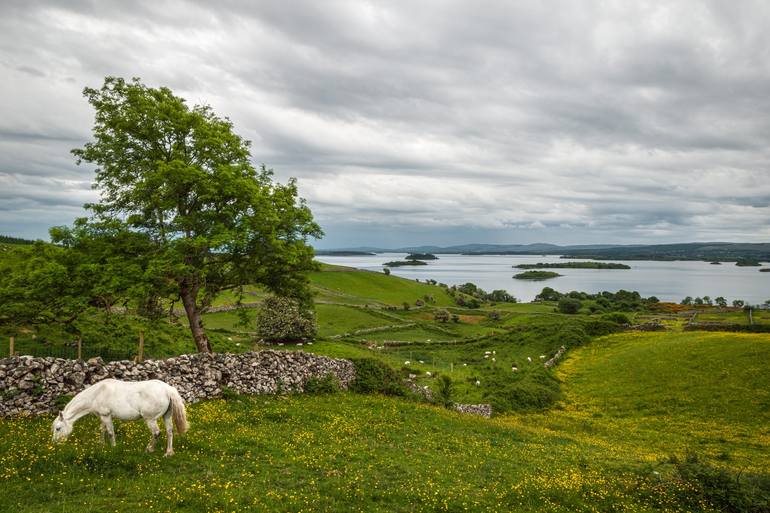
484,355,490,359
475,380,481,386
492,357,496,362
527,356,532,363
426,371,432,377
404,360,411,365
511,366,518,372
539,355,546,360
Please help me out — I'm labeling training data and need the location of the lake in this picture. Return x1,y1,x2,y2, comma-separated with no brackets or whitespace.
315,253,770,304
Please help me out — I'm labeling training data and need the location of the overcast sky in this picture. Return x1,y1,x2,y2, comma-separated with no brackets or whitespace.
1,1,769,248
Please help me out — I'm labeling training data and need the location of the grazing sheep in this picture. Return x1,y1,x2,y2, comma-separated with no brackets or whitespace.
491,357,496,362
484,355,489,359
511,366,518,372
527,357,532,363
404,361,411,365
539,355,546,360
426,371,432,377
475,380,481,386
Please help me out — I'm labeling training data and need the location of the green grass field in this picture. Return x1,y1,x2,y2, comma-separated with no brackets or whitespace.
3,254,770,512
2,330,768,512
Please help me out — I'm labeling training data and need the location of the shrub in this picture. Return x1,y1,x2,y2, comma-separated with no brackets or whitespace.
383,267,390,275
433,309,450,323
557,297,582,314
349,358,405,396
662,452,770,513
451,314,460,323
220,386,246,402
256,296,317,343
601,312,631,325
435,375,455,408
483,367,561,412
304,374,340,395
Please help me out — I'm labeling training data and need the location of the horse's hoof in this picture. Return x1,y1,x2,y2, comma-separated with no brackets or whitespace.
164,451,174,457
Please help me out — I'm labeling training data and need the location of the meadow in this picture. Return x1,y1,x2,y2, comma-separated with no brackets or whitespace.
1,261,770,512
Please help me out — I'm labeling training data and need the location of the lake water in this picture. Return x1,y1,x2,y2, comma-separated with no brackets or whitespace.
315,253,770,304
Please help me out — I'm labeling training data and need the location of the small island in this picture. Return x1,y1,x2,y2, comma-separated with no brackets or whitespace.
760,268,770,273
735,257,761,267
513,270,561,280
406,253,439,260
709,261,722,265
513,261,630,270
384,260,428,267
314,250,376,256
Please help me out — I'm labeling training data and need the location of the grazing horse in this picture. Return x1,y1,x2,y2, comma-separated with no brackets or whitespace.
52,378,188,456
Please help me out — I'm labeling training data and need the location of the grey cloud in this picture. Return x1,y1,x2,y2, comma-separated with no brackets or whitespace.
1,0,769,245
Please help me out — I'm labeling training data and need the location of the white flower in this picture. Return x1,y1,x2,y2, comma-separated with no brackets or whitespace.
511,367,518,372
426,371,432,376
475,380,481,386
492,357,496,362
404,361,411,365
462,363,467,367
419,360,424,364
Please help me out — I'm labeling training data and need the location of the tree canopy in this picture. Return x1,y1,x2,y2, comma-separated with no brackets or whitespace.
53,77,321,352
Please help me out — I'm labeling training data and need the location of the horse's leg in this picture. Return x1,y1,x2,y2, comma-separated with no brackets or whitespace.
144,417,160,452
100,415,116,447
99,421,108,446
163,409,174,457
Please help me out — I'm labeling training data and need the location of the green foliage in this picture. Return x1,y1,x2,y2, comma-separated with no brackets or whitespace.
665,452,770,513
256,296,316,343
557,297,582,314
303,374,340,395
62,76,321,352
483,366,561,412
349,358,405,396
382,267,390,275
515,261,631,269
433,309,450,323
220,387,246,402
435,375,455,408
383,260,427,267
53,394,75,411
601,312,631,325
514,270,561,280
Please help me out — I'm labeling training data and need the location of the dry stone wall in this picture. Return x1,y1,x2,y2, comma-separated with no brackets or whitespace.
0,350,355,417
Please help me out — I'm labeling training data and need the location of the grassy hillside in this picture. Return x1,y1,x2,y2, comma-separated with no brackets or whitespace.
0,392,752,513
3,331,769,512
310,265,457,306
507,331,770,471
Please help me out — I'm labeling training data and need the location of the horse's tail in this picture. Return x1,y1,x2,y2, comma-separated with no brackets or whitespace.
168,386,189,434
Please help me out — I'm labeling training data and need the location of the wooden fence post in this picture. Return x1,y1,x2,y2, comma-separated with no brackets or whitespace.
77,337,82,360
138,330,145,362
9,336,14,357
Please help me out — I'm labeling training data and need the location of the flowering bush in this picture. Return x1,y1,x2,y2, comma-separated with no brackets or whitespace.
256,296,316,343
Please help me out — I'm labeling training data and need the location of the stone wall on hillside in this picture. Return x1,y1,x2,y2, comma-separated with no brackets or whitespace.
0,350,355,417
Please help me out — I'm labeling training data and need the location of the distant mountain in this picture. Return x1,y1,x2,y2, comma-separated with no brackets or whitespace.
314,241,770,260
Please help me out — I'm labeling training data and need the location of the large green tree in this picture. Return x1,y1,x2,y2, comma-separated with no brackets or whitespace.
63,77,321,352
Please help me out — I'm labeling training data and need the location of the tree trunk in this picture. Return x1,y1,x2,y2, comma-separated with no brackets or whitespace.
180,284,212,353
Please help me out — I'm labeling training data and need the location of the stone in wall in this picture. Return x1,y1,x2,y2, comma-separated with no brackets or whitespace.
0,350,355,417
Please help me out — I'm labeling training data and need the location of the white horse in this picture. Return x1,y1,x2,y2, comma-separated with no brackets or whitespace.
52,378,188,456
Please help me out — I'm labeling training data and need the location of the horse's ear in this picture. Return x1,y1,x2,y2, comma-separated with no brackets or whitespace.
58,412,63,420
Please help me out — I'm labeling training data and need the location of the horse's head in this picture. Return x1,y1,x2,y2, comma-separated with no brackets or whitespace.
52,412,72,442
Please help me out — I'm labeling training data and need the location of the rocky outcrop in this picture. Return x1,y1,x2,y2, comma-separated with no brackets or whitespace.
544,345,567,369
0,350,355,417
